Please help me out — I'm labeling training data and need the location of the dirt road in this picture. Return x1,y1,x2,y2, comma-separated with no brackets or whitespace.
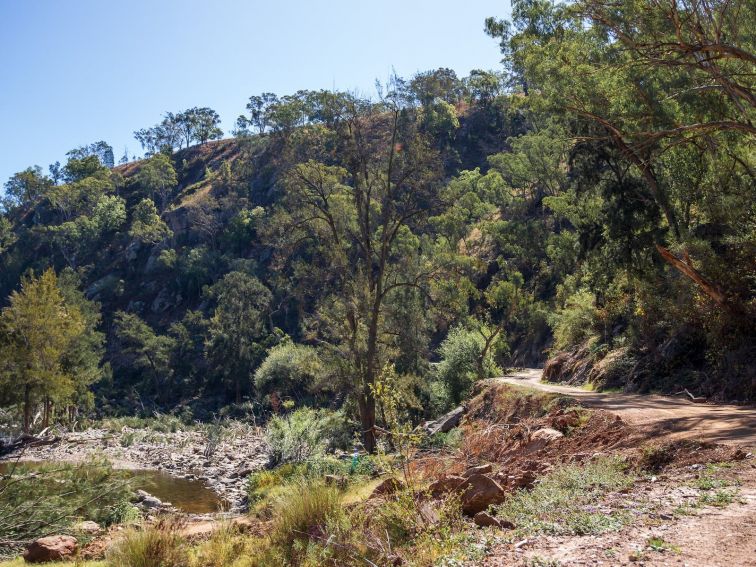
499,369,756,447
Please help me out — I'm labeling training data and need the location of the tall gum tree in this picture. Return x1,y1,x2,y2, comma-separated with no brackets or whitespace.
268,93,444,452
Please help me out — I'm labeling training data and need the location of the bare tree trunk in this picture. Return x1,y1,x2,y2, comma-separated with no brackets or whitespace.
23,385,31,434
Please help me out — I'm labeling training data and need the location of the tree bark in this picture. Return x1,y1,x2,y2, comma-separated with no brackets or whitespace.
23,385,31,434
655,244,728,307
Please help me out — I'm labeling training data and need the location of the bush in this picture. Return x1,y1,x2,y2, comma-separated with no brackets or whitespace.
265,408,352,465
247,455,381,507
549,289,598,350
254,342,325,403
434,325,501,405
107,520,189,567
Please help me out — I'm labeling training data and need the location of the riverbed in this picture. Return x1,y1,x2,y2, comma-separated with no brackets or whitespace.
0,423,270,512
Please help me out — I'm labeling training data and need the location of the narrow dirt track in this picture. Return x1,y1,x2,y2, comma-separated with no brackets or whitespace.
499,369,756,448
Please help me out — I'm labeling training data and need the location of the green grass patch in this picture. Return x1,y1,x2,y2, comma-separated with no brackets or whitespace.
247,455,382,513
646,536,680,554
495,458,634,536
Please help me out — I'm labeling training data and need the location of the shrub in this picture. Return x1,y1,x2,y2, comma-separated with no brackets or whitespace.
434,325,501,405
190,522,251,567
106,520,189,567
265,408,352,465
254,342,325,403
549,289,598,350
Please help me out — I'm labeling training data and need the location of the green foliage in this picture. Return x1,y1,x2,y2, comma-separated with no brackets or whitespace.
254,341,325,404
264,408,352,465
549,289,598,350
2,166,52,211
268,480,343,559
0,269,92,432
0,458,133,544
113,312,176,400
205,271,273,402
128,198,172,244
435,325,501,406
134,153,177,210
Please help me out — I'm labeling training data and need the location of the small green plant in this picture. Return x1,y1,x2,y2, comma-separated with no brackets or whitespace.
190,522,251,567
106,499,141,525
525,557,561,567
120,431,137,447
268,480,343,561
202,419,226,458
699,489,737,507
646,536,680,553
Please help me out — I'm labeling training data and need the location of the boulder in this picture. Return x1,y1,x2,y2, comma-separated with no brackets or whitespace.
75,521,101,534
428,475,465,497
136,489,163,509
422,406,465,436
473,511,513,529
23,535,78,563
458,474,506,515
522,427,564,454
462,464,493,478
371,477,406,497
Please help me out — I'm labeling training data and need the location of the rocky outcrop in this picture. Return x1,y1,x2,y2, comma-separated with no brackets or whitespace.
422,406,465,436
23,535,78,563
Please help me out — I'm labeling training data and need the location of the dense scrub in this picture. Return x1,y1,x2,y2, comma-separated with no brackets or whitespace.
0,0,753,453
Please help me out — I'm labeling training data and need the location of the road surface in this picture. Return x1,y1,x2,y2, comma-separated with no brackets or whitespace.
499,368,756,447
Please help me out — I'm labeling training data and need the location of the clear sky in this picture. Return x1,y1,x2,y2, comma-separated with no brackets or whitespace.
0,0,510,187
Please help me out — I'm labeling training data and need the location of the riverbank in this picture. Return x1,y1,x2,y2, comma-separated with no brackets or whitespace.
0,421,270,511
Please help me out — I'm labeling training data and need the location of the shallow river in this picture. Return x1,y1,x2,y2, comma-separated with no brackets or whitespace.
0,461,224,514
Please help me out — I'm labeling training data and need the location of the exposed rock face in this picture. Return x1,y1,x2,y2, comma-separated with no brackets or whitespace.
23,535,78,563
422,406,465,436
75,521,101,534
458,474,506,515
136,489,164,509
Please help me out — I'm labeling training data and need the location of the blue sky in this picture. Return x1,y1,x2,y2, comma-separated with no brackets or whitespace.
0,0,510,187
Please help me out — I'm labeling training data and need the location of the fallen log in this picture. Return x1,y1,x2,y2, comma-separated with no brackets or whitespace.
0,433,60,455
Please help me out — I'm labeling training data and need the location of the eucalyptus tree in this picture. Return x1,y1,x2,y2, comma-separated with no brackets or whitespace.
268,91,446,452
